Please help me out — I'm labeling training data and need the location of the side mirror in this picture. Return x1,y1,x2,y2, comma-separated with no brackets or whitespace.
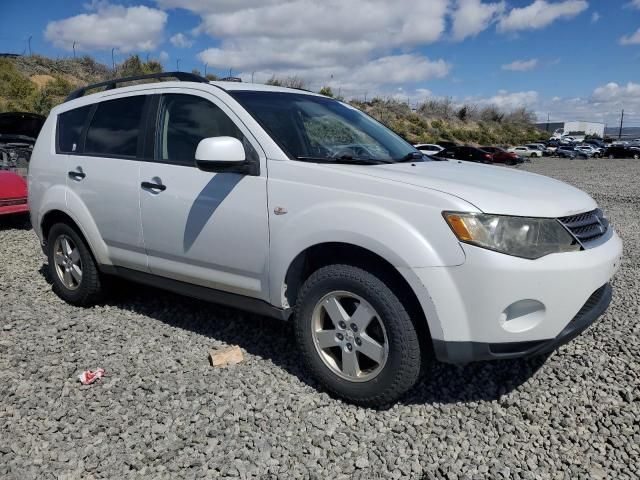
195,137,254,174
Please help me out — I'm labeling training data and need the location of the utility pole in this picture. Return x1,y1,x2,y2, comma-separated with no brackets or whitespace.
618,109,624,140
176,58,181,71
229,68,233,78
546,112,550,132
72,41,76,59
251,71,255,83
28,35,32,56
204,63,208,75
111,48,116,70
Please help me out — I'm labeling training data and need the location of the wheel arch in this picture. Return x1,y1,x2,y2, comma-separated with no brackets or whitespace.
40,209,108,265
282,242,432,343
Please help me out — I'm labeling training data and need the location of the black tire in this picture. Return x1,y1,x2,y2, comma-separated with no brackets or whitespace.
47,223,104,306
294,264,422,407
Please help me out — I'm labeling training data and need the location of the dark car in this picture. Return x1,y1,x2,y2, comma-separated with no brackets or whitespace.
584,139,605,149
436,141,459,149
480,146,521,165
556,146,588,159
434,146,493,163
604,146,640,159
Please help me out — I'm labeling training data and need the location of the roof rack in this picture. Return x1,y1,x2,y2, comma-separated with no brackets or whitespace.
65,71,209,102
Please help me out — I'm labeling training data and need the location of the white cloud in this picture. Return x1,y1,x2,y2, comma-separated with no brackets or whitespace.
627,0,640,9
620,28,640,45
497,0,588,32
501,59,539,71
159,51,169,62
45,1,167,52
591,12,600,23
191,0,451,95
473,90,540,110
592,82,640,102
451,0,506,41
170,33,193,48
531,81,640,125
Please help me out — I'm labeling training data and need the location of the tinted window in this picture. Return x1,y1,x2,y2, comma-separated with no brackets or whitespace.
158,94,249,166
58,106,91,153
85,96,146,157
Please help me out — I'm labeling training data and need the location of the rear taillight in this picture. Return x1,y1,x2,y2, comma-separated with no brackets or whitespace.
484,154,492,160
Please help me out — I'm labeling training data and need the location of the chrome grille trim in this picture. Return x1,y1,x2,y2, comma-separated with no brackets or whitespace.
558,209,608,246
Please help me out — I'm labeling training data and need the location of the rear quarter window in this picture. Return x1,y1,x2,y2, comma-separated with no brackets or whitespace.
57,106,92,153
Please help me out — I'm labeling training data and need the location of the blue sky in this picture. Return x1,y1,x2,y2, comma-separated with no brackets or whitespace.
1,0,639,125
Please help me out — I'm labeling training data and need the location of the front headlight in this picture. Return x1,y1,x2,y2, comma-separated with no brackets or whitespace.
443,212,580,259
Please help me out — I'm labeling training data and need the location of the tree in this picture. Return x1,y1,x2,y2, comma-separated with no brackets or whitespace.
319,86,334,97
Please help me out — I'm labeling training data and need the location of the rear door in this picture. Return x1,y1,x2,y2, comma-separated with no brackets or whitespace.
63,95,149,270
138,90,269,300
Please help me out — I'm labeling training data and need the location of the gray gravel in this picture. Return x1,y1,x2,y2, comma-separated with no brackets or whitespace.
1,157,639,479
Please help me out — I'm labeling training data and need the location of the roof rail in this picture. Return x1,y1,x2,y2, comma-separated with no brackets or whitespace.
65,71,209,102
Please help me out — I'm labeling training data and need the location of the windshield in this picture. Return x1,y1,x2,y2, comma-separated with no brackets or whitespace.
230,91,419,163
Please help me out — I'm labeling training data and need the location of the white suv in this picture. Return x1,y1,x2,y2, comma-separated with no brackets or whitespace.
29,73,622,406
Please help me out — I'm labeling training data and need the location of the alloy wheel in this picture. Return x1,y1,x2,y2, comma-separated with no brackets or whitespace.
311,291,389,382
53,234,83,290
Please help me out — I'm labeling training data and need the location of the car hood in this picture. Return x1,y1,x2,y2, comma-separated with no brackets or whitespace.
335,160,596,217
0,112,45,144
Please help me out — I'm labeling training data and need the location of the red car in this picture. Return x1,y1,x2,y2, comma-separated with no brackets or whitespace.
480,146,521,165
0,171,28,216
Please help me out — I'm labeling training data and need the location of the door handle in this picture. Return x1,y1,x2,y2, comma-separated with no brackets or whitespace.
141,181,166,192
68,170,86,180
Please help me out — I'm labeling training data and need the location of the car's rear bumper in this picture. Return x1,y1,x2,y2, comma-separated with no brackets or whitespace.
0,202,29,216
432,283,612,363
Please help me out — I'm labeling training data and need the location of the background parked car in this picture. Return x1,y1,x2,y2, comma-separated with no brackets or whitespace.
480,146,522,165
0,112,45,175
508,146,542,158
604,146,640,159
436,141,458,149
414,143,443,155
525,143,546,152
556,146,588,159
434,146,493,163
0,170,28,218
575,145,599,158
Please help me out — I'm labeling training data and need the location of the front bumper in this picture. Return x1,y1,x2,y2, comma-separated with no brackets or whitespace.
403,229,622,363
432,283,612,363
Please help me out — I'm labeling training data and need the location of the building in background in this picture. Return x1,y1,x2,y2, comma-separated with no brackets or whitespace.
536,121,605,140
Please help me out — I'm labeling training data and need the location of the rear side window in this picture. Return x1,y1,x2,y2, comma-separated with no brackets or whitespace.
85,96,146,157
58,106,91,153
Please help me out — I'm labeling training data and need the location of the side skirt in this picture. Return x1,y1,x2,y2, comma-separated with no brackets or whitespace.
100,265,291,321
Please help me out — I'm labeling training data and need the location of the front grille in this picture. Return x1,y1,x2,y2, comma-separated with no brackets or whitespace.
0,197,27,207
558,209,608,245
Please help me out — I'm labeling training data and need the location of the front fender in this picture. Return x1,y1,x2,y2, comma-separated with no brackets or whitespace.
268,200,466,308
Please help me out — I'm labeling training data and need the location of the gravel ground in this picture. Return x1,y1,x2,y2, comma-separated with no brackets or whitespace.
1,158,639,479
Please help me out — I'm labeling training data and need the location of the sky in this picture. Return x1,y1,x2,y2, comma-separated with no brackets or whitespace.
1,0,639,126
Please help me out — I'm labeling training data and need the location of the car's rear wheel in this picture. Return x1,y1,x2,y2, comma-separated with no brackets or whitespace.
294,264,422,407
47,223,104,306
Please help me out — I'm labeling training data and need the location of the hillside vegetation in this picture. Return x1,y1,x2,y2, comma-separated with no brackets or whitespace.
0,54,546,146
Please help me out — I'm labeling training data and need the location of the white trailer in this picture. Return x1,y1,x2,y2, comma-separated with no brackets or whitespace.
550,121,605,141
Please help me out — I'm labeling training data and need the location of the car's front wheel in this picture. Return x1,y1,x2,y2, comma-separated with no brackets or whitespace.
294,264,422,407
47,223,104,306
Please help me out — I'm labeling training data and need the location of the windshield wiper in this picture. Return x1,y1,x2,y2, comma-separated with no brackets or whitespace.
295,155,392,165
395,151,425,163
